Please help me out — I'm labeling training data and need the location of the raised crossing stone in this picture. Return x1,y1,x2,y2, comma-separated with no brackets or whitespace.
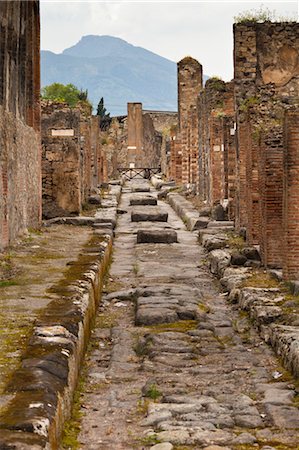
129,196,157,206
131,209,168,222
137,229,177,243
131,186,151,192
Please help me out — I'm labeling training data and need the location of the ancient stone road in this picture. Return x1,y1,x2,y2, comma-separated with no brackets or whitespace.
76,180,299,449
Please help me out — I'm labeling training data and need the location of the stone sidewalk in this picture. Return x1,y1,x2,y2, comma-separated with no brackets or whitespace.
76,179,299,450
0,185,120,449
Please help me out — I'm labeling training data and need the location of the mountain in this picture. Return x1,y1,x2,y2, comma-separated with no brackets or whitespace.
41,35,179,116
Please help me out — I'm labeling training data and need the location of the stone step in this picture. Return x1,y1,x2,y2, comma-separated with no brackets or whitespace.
137,229,178,244
131,210,168,222
130,196,157,206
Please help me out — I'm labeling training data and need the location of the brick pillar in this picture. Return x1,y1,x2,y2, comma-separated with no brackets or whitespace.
244,117,261,245
209,116,225,205
177,57,202,185
127,102,143,167
283,110,299,280
259,128,284,268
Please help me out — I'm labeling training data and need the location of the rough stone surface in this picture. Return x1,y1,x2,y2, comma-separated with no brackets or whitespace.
137,230,178,244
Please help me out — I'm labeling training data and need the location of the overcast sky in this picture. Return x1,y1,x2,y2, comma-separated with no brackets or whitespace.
40,0,298,81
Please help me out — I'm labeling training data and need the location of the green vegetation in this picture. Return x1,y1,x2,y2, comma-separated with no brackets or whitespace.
41,83,92,109
234,6,296,23
96,97,110,119
143,383,162,400
206,76,226,92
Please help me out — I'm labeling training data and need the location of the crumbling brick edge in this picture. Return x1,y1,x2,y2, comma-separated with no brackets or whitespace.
167,192,299,381
0,190,121,449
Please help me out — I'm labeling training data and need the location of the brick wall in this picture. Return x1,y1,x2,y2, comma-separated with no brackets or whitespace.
234,22,299,266
197,79,235,209
0,1,41,249
283,110,299,280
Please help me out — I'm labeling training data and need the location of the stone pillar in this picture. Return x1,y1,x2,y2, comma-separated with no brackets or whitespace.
283,110,299,280
177,57,202,186
127,102,143,167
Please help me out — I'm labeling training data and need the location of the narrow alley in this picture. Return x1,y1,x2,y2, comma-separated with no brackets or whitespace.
75,179,299,450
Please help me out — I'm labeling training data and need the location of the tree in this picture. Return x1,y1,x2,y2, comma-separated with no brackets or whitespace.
96,97,110,119
41,83,92,109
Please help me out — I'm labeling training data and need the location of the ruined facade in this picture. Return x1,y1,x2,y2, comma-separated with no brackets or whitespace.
0,1,41,249
99,104,176,178
168,22,299,280
233,22,299,269
41,101,107,218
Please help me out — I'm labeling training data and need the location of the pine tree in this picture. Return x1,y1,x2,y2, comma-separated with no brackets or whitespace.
96,97,110,118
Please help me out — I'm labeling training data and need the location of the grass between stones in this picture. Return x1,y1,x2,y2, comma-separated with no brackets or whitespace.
241,270,281,289
145,320,198,334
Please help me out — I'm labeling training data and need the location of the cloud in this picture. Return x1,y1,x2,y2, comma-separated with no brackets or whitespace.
40,0,298,80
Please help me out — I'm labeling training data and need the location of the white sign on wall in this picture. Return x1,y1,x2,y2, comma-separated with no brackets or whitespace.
51,129,74,137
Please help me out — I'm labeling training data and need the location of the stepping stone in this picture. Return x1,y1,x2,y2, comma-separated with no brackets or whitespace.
131,210,168,222
131,186,150,192
130,196,157,206
137,230,178,244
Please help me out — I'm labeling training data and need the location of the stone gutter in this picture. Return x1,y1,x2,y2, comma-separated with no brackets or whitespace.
166,192,299,381
0,183,121,449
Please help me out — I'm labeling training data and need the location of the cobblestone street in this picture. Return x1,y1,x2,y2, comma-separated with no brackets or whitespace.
76,180,299,450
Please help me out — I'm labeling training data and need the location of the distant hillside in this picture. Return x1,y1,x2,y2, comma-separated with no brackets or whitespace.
41,35,207,116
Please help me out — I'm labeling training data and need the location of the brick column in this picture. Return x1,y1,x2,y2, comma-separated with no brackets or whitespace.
177,57,202,186
259,128,284,268
283,110,299,280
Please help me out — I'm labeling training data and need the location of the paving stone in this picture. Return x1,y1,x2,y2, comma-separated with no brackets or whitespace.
150,443,173,450
137,229,178,243
192,430,234,446
264,404,299,429
142,410,172,426
262,388,295,405
232,432,257,444
156,430,190,445
136,307,178,325
233,413,263,428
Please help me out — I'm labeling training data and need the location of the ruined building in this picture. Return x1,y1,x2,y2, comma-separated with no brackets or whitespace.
0,1,41,249
41,101,107,218
169,21,299,281
99,103,177,178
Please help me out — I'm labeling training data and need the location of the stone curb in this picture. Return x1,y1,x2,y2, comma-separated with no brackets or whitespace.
166,193,299,382
0,185,121,449
167,193,210,231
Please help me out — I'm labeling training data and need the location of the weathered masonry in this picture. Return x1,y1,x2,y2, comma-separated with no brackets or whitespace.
169,21,299,281
170,57,202,189
0,1,41,249
41,101,107,218
126,102,162,169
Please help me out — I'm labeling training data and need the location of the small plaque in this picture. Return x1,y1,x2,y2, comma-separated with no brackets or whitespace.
127,146,137,150
129,163,135,168
213,145,220,152
51,129,74,137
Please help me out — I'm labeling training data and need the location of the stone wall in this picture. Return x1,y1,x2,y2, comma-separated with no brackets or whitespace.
41,102,107,218
0,1,41,249
41,102,82,219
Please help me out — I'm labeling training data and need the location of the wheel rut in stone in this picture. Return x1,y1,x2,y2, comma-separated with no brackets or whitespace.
75,180,299,450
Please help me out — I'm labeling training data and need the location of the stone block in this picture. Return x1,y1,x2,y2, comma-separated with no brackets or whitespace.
131,186,151,193
137,230,178,244
131,210,168,222
129,196,157,206
207,221,234,228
